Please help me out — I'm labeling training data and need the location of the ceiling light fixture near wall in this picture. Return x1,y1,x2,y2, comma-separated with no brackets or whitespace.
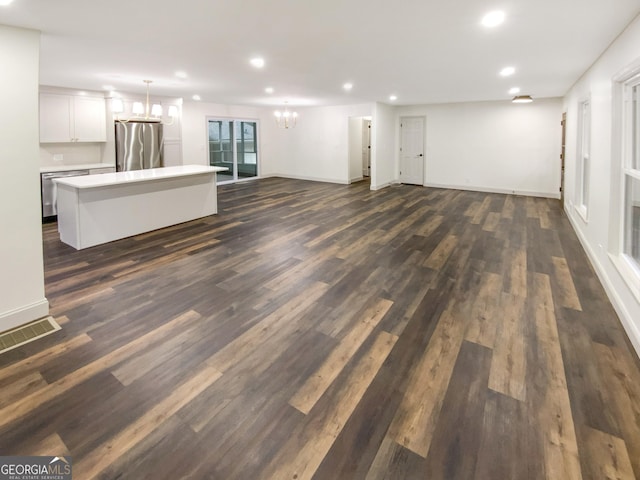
389,95,397,101
512,95,533,103
0,0,14,6
265,87,274,94
481,10,505,27
274,101,298,129
192,94,201,101
111,80,178,125
343,83,353,91
175,71,188,79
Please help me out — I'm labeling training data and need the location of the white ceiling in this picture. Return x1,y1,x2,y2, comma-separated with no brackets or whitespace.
1,0,639,107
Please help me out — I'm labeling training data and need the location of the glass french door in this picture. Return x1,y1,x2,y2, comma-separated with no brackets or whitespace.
208,119,258,183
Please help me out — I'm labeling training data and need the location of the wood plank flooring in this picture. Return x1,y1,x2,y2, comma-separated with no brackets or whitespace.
1,177,640,479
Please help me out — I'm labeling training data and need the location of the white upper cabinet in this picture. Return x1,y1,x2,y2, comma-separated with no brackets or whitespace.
40,93,107,143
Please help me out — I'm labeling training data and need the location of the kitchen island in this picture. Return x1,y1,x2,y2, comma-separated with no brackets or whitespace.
54,165,227,250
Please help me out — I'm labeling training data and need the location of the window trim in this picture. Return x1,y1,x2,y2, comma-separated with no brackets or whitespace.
610,62,640,302
575,97,591,222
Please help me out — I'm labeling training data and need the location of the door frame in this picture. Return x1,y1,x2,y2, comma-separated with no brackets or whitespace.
206,116,261,185
560,112,566,208
399,115,426,185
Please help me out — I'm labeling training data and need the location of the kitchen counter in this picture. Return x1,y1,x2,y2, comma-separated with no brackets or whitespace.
54,165,228,250
54,165,223,188
40,163,114,173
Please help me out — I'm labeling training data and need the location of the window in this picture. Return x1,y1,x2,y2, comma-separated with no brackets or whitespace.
576,99,591,219
623,79,640,266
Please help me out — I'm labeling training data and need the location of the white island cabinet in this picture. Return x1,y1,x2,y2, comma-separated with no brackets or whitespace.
54,165,227,250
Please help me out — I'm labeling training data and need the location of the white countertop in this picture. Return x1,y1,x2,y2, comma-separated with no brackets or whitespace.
40,163,115,173
53,165,228,189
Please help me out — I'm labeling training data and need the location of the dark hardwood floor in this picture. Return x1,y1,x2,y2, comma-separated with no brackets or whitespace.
1,177,640,479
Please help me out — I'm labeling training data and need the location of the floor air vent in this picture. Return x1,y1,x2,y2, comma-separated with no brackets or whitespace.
0,317,61,354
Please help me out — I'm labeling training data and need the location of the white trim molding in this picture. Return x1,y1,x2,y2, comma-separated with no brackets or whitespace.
566,209,640,357
424,182,560,199
0,298,50,334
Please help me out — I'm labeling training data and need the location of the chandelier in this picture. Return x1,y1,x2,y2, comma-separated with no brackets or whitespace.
111,80,178,125
274,102,298,129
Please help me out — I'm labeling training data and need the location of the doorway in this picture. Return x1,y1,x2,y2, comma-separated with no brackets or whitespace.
400,116,425,185
348,116,372,184
208,118,258,184
560,112,566,207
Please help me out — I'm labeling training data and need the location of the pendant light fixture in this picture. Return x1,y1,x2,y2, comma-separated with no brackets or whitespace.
112,80,178,125
274,101,298,129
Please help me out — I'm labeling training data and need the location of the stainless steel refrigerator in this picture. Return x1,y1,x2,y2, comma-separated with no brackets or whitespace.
115,121,164,171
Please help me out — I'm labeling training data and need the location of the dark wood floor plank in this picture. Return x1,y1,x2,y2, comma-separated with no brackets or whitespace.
0,177,637,479
262,331,398,480
388,301,469,458
422,340,492,479
530,273,583,480
488,292,527,401
475,389,541,480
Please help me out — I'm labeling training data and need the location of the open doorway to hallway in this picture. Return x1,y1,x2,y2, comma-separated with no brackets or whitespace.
348,116,372,185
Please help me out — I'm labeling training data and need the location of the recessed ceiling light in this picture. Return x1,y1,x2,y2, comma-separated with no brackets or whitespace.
265,87,274,94
508,87,521,95
0,0,15,6
500,66,515,77
192,94,201,101
175,71,188,79
250,57,265,68
343,83,353,91
481,10,505,27
389,95,397,101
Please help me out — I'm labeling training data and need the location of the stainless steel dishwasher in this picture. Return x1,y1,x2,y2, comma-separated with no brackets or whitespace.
41,170,90,220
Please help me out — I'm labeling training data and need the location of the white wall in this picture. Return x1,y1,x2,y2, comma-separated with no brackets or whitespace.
563,14,640,356
0,25,49,331
181,101,274,171
181,101,372,184
371,102,397,190
269,104,372,184
397,99,562,197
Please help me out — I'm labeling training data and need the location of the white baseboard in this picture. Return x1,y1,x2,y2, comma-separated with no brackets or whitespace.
565,209,640,357
0,298,50,334
350,176,364,183
370,181,394,191
424,182,560,199
261,173,349,185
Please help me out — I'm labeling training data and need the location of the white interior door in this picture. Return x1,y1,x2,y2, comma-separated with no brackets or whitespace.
400,117,425,185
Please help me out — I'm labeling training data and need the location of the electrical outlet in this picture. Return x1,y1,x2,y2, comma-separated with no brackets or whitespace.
53,154,63,162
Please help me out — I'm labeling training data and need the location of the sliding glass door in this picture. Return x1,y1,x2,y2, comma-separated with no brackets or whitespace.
208,118,258,183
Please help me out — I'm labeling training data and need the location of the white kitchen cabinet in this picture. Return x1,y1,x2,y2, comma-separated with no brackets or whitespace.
40,93,107,143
